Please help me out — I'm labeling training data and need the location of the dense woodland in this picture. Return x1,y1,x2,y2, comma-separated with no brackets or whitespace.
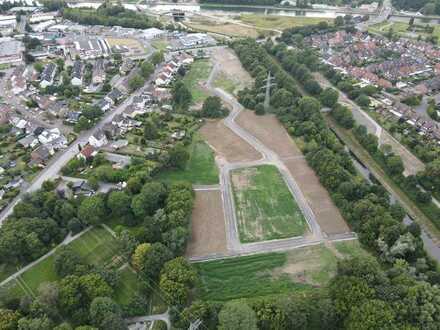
230,37,440,329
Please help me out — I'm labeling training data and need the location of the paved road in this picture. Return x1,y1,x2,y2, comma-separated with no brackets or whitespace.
126,310,170,330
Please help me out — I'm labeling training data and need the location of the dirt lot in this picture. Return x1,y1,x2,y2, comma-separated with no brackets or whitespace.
185,17,259,38
200,120,261,163
186,190,228,258
211,47,254,91
236,111,303,158
283,157,350,236
236,110,350,236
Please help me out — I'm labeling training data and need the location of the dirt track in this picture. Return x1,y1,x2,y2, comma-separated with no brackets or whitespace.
186,190,228,258
200,120,261,163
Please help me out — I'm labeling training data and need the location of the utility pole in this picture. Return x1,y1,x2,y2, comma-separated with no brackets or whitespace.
189,319,202,330
262,71,276,112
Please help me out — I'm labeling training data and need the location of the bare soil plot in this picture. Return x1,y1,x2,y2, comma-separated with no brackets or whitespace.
185,17,259,38
186,190,227,258
231,165,308,243
283,157,350,236
211,47,253,92
236,111,303,158
200,120,261,163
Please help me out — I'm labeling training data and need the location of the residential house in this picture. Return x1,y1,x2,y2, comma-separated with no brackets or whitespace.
77,144,97,161
4,177,23,190
120,58,134,75
65,111,81,124
18,135,39,149
105,88,123,105
89,130,108,148
40,63,57,88
0,104,12,124
71,180,95,197
71,60,83,86
103,122,120,139
31,145,52,165
97,98,112,112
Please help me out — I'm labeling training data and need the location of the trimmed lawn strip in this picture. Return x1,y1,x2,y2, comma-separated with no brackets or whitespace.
231,165,307,243
114,267,142,306
156,135,219,185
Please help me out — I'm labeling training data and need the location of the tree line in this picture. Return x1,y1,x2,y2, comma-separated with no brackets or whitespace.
230,37,440,329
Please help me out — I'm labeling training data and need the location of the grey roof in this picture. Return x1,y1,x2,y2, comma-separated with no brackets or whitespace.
72,60,82,79
0,40,22,57
41,63,56,82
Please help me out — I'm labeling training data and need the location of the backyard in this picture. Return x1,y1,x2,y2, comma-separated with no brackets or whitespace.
156,134,219,185
231,165,308,243
195,240,368,301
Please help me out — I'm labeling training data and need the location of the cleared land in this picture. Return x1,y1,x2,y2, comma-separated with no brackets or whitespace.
236,111,303,158
4,227,139,304
200,120,261,163
238,14,333,30
156,135,219,184
231,165,308,243
211,47,254,95
195,240,368,301
183,59,213,105
236,110,349,236
186,190,227,258
185,17,260,38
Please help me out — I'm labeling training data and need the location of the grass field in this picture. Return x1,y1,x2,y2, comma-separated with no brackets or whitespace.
368,21,440,44
195,241,367,301
238,14,333,30
213,72,237,95
231,165,308,243
151,39,169,52
183,59,212,104
3,226,140,304
156,135,219,185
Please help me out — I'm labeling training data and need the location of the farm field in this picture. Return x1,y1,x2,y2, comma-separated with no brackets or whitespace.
3,226,140,304
183,59,212,105
156,135,219,184
195,240,367,301
186,190,227,258
231,165,308,243
200,120,261,163
238,14,333,30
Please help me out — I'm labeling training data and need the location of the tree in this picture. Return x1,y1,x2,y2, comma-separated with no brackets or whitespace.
0,309,21,330
107,191,132,217
151,51,164,66
131,243,151,271
304,79,322,96
320,88,339,107
140,61,154,79
271,88,293,108
335,15,344,27
128,75,145,92
89,297,124,330
17,316,53,330
345,299,396,330
143,120,159,140
200,96,228,118
54,246,84,278
355,94,370,107
131,182,167,218
255,103,265,115
139,242,173,280
385,155,404,175
168,142,189,170
172,80,192,111
78,195,106,225
218,301,257,330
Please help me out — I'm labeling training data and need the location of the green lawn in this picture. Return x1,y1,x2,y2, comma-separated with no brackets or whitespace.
239,14,333,30
151,39,169,52
156,135,219,185
114,267,143,306
213,72,237,95
369,21,440,44
183,59,212,104
231,165,308,243
195,241,368,302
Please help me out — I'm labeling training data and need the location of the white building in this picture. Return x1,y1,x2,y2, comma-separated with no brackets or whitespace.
29,12,57,24
89,130,108,148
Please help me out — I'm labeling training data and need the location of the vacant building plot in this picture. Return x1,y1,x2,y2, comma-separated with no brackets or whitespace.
236,110,350,236
283,157,350,236
200,120,261,163
211,47,253,95
236,110,303,158
106,37,146,56
186,190,227,258
231,165,308,243
195,240,367,301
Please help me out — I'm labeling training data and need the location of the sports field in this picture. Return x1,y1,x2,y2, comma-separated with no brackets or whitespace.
231,165,308,243
195,240,368,301
156,135,219,184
